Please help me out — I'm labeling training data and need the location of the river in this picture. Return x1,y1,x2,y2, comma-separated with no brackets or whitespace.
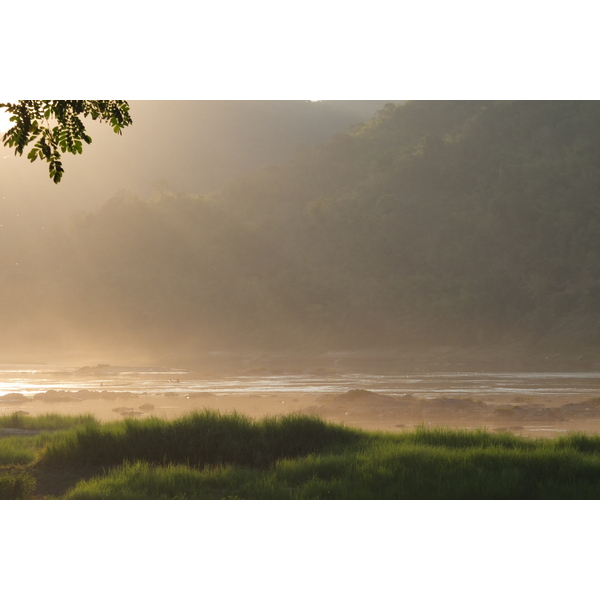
3,364,600,428
2,365,600,397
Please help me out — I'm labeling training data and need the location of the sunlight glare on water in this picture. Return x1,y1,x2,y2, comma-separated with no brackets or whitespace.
2,365,600,398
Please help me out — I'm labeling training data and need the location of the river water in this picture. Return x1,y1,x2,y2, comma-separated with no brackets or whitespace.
2,365,600,398
4,364,600,431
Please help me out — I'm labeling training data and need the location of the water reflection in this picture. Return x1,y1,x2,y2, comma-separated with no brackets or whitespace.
2,365,600,398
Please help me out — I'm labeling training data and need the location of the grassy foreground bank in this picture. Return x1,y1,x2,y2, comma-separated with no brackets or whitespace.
3,410,600,499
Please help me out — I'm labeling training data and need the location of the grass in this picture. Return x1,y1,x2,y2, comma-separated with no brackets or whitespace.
37,410,360,469
0,413,99,466
63,430,600,500
4,410,600,499
0,412,99,430
0,435,50,465
0,413,100,496
0,467,35,499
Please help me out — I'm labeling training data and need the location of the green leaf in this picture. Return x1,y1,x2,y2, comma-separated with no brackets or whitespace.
2,100,131,184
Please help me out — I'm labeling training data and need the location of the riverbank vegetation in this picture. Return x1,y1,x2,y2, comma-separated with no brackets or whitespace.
3,410,600,499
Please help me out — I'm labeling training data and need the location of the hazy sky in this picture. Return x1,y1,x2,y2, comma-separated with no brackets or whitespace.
0,108,10,133
0,101,389,219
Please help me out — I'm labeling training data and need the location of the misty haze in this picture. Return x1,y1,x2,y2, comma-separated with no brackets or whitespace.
4,100,600,500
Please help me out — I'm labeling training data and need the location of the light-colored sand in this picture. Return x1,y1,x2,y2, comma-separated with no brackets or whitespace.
3,389,600,438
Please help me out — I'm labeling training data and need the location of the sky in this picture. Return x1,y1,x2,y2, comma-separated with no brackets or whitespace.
2,3,598,597
0,108,10,133
0,100,390,223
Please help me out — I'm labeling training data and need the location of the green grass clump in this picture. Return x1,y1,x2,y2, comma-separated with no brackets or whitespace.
0,436,42,465
0,412,99,431
404,424,535,450
8,411,600,500
62,424,600,500
0,412,94,466
64,461,259,500
38,410,360,469
0,468,36,499
0,431,74,466
262,437,600,499
552,432,600,454
65,440,600,500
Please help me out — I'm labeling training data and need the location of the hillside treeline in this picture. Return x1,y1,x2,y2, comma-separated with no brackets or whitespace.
3,101,600,357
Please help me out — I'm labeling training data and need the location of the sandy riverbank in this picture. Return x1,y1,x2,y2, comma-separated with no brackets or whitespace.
4,388,600,438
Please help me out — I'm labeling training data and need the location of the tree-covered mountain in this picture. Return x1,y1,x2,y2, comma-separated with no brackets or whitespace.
3,101,600,362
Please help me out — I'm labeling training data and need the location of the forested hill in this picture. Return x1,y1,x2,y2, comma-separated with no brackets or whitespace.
210,101,600,350
3,101,600,361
